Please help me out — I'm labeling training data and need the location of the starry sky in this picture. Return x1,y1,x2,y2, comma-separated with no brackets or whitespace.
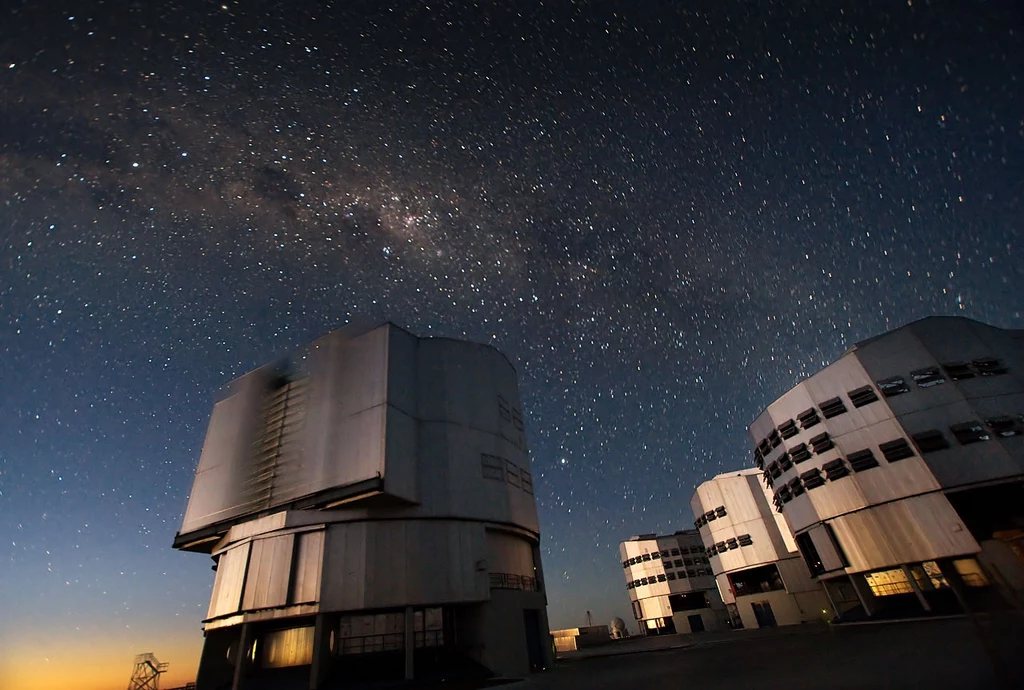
1,1,1022,687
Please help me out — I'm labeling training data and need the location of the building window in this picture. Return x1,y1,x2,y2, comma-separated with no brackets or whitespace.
670,592,710,612
766,462,782,479
877,376,909,397
757,438,772,458
768,429,781,448
497,396,511,421
715,506,727,518
728,563,785,596
788,477,805,497
911,366,945,388
809,432,834,455
641,553,651,562
953,558,991,587
622,560,629,569
819,397,848,419
796,532,825,577
657,574,667,582
661,550,671,558
797,407,821,430
987,415,1024,437
705,510,718,522
677,569,689,579
506,460,520,486
754,446,764,469
674,559,683,568
713,544,725,556
822,458,850,481
633,580,641,588
738,534,753,547
683,558,693,566
879,438,915,462
667,572,676,581
790,443,811,464
727,538,738,550
686,569,697,578
848,385,879,408
671,548,680,556
912,430,951,453
801,468,825,489
512,407,524,431
847,448,879,472
778,419,799,439
777,452,793,471
864,568,914,596
775,485,792,504
481,454,504,481
972,357,1007,376
627,581,634,589
521,469,533,494
640,577,649,586
942,361,974,381
950,421,990,445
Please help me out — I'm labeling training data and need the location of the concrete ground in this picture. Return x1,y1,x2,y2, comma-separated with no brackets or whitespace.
520,615,1024,690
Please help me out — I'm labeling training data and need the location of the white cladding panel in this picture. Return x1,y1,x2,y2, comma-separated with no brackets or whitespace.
487,530,535,575
291,530,324,604
829,492,980,572
181,370,272,535
320,520,489,611
242,534,294,610
208,542,250,619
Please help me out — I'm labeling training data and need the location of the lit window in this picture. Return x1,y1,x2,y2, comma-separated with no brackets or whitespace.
877,376,909,397
950,421,990,445
797,407,821,430
847,448,879,472
912,429,950,453
778,419,799,439
819,397,847,419
953,558,990,587
911,366,945,388
864,568,914,596
848,385,879,408
879,438,915,462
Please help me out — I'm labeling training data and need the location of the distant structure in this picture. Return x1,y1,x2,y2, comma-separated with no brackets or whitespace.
619,530,728,635
691,469,831,628
609,617,629,639
174,323,552,689
127,654,168,690
748,316,1024,618
550,625,611,653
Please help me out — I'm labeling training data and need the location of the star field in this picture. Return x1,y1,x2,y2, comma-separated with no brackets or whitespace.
1,2,1022,687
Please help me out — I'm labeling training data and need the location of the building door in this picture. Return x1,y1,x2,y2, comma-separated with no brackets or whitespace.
751,601,777,628
523,609,545,672
687,614,705,632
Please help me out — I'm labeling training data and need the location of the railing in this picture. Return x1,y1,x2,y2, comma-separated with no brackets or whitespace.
489,572,540,592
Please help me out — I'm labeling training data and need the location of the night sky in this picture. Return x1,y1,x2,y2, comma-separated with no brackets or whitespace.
1,1,1022,687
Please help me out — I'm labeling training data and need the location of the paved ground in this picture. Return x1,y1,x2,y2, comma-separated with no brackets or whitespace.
519,616,1024,690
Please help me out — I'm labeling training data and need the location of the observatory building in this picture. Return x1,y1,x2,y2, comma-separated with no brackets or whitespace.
619,530,728,635
174,323,552,689
748,316,1024,619
691,469,831,629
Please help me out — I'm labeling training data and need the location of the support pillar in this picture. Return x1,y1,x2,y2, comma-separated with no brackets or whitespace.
848,573,876,617
404,606,415,681
309,614,331,690
232,623,252,690
903,564,932,613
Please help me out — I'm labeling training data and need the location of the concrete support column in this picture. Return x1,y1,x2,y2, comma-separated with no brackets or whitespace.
309,614,331,690
232,623,252,690
404,606,415,681
903,564,932,613
848,573,876,617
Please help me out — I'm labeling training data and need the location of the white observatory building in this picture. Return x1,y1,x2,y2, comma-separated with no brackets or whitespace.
174,323,552,689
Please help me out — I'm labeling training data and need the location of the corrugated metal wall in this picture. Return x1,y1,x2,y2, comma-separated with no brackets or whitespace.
208,542,250,619
242,534,294,610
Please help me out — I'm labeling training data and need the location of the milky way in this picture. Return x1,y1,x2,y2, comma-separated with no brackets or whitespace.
1,2,1022,685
